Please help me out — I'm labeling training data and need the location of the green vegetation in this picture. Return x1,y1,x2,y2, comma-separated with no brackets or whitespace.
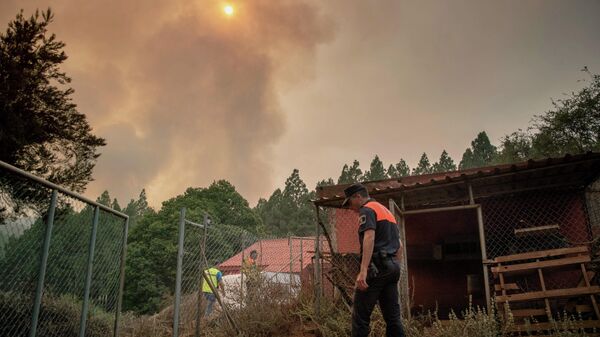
0,291,113,337
123,180,258,314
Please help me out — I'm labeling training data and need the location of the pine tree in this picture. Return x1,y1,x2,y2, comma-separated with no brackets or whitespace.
394,159,410,177
387,164,399,178
0,9,105,192
337,160,363,184
412,153,432,175
97,191,112,206
257,169,314,236
124,189,154,228
111,198,121,211
432,150,457,173
459,148,475,170
283,169,308,203
459,132,498,169
363,155,387,181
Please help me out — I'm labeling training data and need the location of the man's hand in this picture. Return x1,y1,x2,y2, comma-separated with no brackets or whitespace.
356,268,369,291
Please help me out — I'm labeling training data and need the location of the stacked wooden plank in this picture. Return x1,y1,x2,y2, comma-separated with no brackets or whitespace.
490,246,600,333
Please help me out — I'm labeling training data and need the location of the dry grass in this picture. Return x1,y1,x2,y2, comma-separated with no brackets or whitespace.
291,297,599,337
121,279,303,337
121,285,599,337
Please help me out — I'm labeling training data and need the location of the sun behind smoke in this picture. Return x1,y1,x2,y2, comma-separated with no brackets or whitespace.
223,4,235,16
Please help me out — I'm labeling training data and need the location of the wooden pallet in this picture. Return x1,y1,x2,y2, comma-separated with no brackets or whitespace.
490,246,600,331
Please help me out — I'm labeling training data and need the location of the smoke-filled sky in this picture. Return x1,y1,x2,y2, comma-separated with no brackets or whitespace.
1,1,600,208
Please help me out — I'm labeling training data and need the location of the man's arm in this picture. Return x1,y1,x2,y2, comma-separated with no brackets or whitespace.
356,207,377,291
357,229,375,290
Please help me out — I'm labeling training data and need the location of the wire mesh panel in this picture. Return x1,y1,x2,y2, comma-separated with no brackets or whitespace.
477,185,600,322
587,176,600,273
587,176,600,240
0,171,51,337
175,220,205,335
88,209,127,335
171,209,320,337
321,207,361,299
0,162,128,337
317,205,410,316
316,188,598,314
482,188,592,260
37,195,91,337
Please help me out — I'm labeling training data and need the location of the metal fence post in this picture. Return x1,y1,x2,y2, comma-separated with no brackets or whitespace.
29,189,58,337
114,217,130,337
194,213,209,337
79,206,100,337
314,206,322,315
477,206,492,312
300,239,303,281
173,208,186,337
240,233,245,303
289,236,293,293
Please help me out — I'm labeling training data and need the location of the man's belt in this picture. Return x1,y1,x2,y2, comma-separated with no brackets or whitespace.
365,251,397,278
372,250,396,260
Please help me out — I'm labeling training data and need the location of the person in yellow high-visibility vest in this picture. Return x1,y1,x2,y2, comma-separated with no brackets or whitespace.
202,263,225,317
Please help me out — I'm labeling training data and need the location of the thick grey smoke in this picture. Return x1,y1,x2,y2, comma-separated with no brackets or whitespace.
0,0,334,206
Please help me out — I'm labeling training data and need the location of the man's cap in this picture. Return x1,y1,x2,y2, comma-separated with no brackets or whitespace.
342,183,367,207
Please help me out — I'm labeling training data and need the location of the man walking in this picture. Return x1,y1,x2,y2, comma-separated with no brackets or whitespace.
342,183,405,337
202,262,225,317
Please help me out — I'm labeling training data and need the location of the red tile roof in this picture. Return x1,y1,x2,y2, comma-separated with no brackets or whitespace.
219,237,330,274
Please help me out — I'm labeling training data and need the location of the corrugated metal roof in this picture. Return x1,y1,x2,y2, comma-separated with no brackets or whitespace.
314,152,600,208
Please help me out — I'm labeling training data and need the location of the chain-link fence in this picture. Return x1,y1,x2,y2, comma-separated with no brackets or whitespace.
481,187,593,298
314,179,600,319
482,188,593,261
170,208,323,337
315,205,410,317
0,161,129,337
316,206,360,301
587,176,600,266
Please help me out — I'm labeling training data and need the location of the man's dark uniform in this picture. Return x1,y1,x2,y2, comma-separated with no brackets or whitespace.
352,197,405,337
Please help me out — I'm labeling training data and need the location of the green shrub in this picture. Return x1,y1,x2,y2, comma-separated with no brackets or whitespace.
0,291,113,337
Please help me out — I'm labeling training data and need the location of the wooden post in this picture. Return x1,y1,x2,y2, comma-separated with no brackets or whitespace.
497,263,508,319
580,263,600,318
389,197,411,320
536,260,553,320
469,181,492,313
